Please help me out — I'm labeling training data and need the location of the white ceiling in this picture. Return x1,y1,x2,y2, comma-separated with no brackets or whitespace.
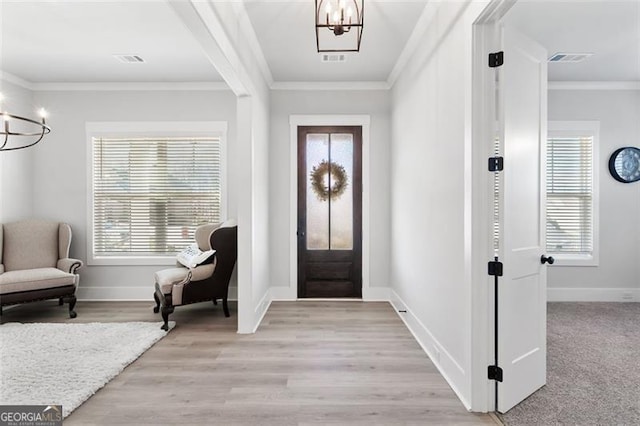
244,0,428,82
1,1,224,83
2,1,637,86
504,0,640,81
1,0,429,85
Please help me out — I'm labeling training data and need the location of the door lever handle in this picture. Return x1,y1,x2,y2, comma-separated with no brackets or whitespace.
540,255,555,265
297,230,305,237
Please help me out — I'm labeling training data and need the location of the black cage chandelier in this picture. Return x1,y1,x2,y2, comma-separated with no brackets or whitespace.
315,0,364,53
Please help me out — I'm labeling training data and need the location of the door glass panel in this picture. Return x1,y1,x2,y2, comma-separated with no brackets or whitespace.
329,134,353,249
306,134,329,249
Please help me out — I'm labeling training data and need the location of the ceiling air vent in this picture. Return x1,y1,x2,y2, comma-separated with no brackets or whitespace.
113,54,145,64
321,53,346,63
548,52,594,63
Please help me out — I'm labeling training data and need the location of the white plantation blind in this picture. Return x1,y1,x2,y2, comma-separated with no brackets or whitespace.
92,137,221,257
546,136,593,254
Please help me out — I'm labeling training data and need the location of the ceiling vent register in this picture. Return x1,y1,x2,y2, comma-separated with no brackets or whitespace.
548,52,594,63
321,53,347,63
113,54,145,64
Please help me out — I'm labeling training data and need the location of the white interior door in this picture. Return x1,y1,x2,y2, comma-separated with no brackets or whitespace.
497,26,548,413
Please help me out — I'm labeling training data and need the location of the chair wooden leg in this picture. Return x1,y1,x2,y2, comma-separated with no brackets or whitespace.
66,295,77,319
222,298,230,317
212,298,218,306
161,306,174,331
58,297,64,306
153,292,160,313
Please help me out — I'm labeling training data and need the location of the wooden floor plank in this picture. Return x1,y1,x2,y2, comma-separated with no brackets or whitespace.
1,300,498,425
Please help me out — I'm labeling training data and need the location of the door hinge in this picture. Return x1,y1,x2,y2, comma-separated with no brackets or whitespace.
488,156,504,172
489,51,504,68
488,261,503,277
488,365,503,382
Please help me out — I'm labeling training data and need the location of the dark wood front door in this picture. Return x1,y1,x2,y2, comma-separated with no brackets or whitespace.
298,126,362,298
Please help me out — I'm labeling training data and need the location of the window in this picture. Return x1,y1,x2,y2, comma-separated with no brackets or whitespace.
87,122,226,265
546,121,599,266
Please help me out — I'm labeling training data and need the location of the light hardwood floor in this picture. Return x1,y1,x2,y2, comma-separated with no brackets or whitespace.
1,300,499,425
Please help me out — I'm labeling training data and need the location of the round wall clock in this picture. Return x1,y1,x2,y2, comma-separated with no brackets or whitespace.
608,147,640,183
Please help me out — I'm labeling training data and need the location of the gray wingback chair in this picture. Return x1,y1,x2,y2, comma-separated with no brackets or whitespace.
0,220,83,318
153,220,237,330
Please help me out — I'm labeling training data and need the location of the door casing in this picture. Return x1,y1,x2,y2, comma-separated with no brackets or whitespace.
471,0,551,414
288,115,372,300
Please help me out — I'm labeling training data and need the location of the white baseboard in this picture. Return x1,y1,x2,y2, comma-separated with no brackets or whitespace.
389,290,471,411
77,286,238,301
363,286,391,301
270,286,297,300
251,288,273,333
228,286,238,300
76,286,153,301
270,286,392,301
548,287,639,302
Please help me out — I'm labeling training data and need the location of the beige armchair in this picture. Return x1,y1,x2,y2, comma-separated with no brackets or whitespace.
153,220,237,330
0,220,83,318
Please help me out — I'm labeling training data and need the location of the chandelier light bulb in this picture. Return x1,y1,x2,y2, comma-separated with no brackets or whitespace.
347,6,353,17
325,2,331,13
2,113,10,146
333,11,339,22
38,108,48,125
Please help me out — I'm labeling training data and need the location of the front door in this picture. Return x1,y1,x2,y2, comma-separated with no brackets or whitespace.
297,126,362,298
497,26,548,412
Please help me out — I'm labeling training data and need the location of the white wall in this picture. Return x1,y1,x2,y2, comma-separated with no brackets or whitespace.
389,1,485,409
30,89,237,300
548,89,640,301
268,90,391,296
0,80,35,222
250,95,271,310
200,1,272,333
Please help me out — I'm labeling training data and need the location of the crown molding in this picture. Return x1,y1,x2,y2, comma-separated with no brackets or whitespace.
549,81,640,91
1,71,230,92
386,1,440,88
2,72,389,93
31,81,230,91
0,71,34,90
271,81,390,91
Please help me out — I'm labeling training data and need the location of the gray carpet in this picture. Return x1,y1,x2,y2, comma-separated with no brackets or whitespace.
501,302,640,426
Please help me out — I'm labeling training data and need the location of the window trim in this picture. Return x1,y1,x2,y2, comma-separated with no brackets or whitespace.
86,121,227,266
547,120,599,267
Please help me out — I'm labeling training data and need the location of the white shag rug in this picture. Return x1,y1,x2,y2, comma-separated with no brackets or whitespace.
0,321,174,418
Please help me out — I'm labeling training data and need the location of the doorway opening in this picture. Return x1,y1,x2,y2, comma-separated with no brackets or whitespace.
472,0,549,414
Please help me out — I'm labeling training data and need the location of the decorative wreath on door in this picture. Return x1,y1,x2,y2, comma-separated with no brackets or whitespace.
310,160,348,201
